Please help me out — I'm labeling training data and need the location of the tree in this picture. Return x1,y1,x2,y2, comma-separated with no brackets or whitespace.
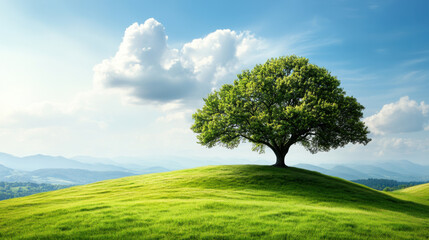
191,56,371,167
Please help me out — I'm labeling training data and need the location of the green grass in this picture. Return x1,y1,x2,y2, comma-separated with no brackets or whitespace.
0,165,428,239
388,183,429,206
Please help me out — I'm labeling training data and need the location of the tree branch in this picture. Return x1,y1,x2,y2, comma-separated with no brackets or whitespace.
239,134,275,152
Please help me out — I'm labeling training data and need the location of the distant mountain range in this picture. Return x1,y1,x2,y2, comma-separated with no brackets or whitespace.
294,160,429,182
0,152,428,184
0,153,169,185
0,152,132,172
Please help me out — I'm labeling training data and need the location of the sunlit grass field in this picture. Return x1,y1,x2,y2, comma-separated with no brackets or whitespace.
0,165,428,239
388,182,429,206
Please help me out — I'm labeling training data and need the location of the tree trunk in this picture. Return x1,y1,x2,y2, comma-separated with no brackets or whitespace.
272,151,287,168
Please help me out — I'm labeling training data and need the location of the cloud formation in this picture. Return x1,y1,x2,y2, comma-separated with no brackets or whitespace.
94,18,265,103
365,96,429,135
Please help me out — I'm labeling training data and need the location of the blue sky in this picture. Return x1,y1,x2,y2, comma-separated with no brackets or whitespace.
0,0,428,166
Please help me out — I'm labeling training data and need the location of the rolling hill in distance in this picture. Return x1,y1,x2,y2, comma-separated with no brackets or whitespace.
0,165,428,239
390,183,429,205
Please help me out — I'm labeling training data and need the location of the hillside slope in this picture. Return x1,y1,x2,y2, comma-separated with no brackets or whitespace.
399,183,429,196
389,183,429,205
0,165,428,239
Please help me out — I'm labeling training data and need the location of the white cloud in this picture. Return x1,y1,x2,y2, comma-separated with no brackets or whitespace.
156,110,192,123
93,18,266,104
369,136,429,157
181,29,264,86
93,18,195,103
365,96,429,135
380,137,429,151
400,58,427,67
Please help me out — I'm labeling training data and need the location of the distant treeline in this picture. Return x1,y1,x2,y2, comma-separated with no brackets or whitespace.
0,182,72,200
352,179,428,191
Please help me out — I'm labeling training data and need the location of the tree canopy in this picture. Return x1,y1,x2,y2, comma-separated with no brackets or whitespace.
191,56,371,167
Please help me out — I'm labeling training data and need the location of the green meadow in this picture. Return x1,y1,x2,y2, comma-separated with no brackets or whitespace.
389,182,429,206
0,165,428,239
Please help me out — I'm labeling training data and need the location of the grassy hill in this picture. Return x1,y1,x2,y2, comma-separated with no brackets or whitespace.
389,183,429,206
0,165,428,239
399,183,429,198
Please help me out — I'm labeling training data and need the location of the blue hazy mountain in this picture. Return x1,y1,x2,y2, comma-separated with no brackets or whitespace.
294,161,429,182
1,152,428,183
0,164,16,176
0,153,169,185
0,153,132,172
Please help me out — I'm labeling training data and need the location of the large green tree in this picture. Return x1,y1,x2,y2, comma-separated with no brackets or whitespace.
191,56,371,167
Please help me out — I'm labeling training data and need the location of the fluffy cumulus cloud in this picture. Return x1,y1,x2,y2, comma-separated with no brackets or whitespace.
365,96,429,135
93,18,265,104
374,137,429,155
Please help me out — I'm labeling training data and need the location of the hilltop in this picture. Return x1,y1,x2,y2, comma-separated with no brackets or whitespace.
0,165,428,239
